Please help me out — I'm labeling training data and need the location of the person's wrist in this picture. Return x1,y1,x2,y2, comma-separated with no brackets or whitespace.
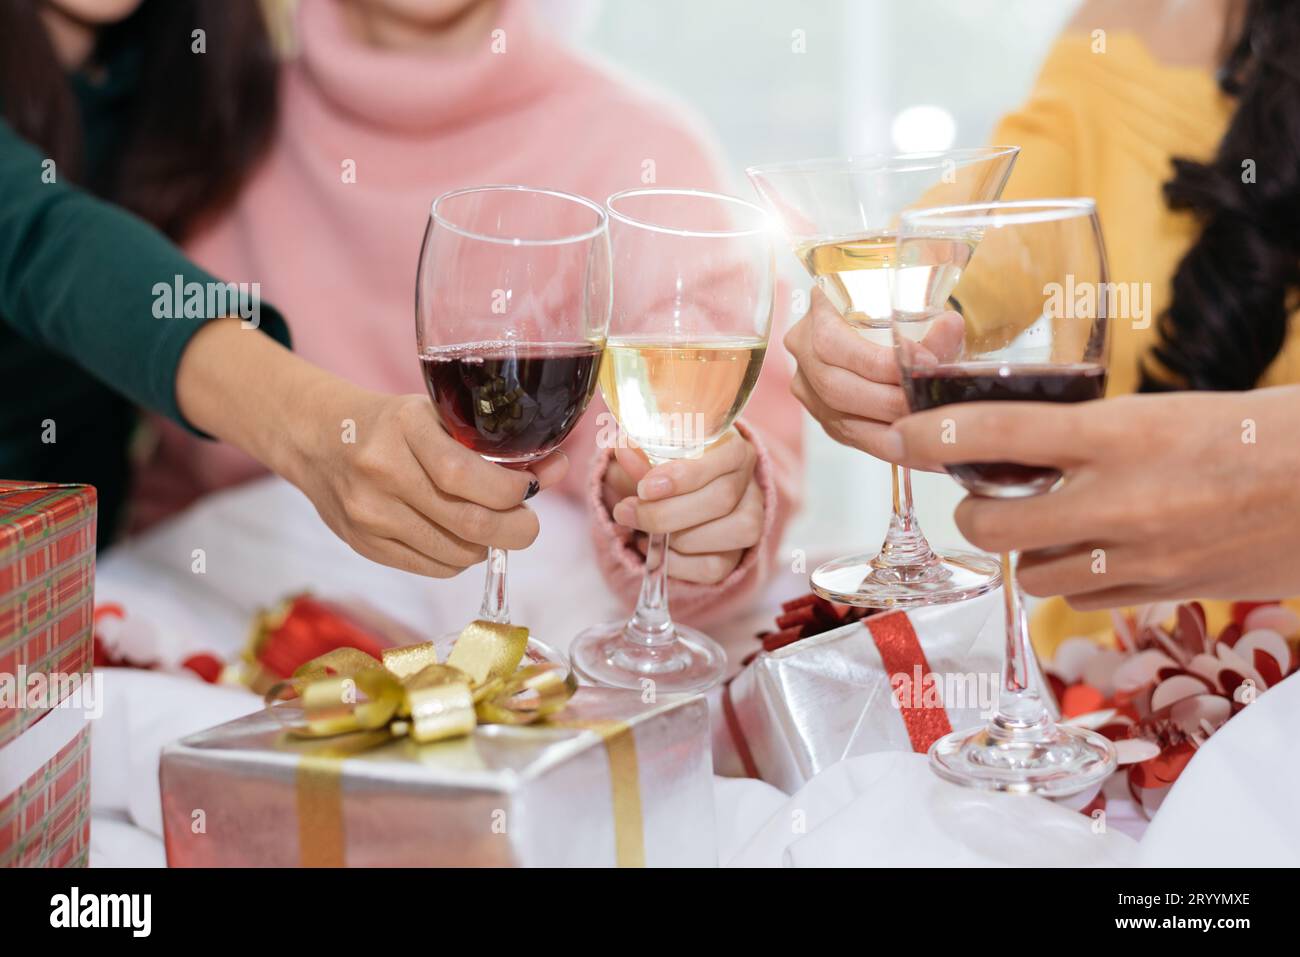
270,366,371,491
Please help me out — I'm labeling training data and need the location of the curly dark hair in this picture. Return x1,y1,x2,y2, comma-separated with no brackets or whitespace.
1141,0,1300,392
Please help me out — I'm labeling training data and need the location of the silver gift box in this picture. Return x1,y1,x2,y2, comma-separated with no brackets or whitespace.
726,594,999,794
160,687,715,867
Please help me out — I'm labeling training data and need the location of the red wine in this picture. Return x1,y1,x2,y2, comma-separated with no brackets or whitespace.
421,341,602,463
904,363,1107,496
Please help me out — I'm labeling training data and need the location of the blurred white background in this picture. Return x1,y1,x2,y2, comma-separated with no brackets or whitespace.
573,0,1082,557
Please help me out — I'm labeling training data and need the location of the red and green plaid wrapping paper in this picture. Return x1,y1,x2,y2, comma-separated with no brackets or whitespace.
0,481,96,867
0,725,91,866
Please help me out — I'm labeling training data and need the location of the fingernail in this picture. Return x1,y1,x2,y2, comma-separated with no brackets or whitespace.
524,478,540,500
880,428,905,462
612,500,635,526
638,475,673,499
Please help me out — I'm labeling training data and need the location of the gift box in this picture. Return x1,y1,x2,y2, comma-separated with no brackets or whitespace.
160,685,715,867
0,482,97,867
722,592,999,794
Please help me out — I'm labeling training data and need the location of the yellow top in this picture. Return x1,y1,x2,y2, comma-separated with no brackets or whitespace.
988,31,1300,651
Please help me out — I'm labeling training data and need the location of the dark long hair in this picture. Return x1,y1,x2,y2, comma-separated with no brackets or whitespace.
0,0,278,240
1141,0,1300,392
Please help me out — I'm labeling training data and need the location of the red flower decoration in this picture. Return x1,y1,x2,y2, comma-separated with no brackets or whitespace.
1048,600,1299,818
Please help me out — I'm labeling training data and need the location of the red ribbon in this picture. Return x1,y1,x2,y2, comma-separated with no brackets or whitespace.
865,611,952,753
724,600,952,779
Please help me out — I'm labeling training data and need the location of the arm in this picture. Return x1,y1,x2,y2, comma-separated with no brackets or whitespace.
1,118,563,579
175,319,570,578
0,117,290,426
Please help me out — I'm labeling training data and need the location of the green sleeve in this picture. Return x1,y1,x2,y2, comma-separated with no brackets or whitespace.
0,118,291,432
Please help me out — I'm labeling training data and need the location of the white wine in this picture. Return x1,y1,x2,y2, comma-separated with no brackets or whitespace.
600,337,767,461
797,233,897,327
797,232,972,334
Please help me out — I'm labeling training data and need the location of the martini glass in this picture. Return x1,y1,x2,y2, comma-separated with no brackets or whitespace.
416,185,612,669
892,199,1117,795
747,148,1017,608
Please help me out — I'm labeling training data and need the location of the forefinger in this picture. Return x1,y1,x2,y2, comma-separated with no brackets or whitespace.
808,294,901,384
636,430,754,501
890,402,1094,472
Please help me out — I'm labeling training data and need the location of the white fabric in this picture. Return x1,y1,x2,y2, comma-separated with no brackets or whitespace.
1135,669,1300,866
98,476,629,666
89,811,166,869
725,751,1139,867
90,669,262,838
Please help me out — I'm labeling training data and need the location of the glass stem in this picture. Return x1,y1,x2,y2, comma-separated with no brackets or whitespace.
991,551,1050,734
478,547,509,624
623,532,675,647
876,464,937,568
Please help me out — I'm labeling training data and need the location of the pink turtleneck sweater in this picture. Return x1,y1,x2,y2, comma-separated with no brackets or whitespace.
133,0,801,626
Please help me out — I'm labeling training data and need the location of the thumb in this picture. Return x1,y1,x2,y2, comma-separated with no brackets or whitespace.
918,310,966,363
613,445,652,484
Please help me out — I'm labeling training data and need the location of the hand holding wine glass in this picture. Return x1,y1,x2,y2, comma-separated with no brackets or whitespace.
890,385,1300,609
602,428,765,585
571,187,775,694
786,287,964,464
891,198,1117,796
287,387,568,578
417,184,611,663
748,148,1018,608
186,320,569,579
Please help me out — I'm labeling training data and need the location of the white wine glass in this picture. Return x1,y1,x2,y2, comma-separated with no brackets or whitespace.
747,148,1018,608
570,188,775,694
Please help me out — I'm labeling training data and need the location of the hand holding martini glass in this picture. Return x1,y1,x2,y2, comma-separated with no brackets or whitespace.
747,148,1018,608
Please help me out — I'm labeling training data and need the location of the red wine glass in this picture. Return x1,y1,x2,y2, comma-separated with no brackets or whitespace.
417,185,611,666
891,198,1117,796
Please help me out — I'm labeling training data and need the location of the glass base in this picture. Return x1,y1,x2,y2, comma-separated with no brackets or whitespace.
570,620,726,694
435,630,569,674
928,721,1117,798
811,549,1002,608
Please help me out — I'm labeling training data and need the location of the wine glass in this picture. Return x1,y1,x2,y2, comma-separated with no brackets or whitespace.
891,198,1117,796
569,188,775,694
747,148,1018,608
417,185,612,668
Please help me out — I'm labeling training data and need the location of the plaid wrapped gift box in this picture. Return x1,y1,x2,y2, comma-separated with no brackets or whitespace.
0,482,96,867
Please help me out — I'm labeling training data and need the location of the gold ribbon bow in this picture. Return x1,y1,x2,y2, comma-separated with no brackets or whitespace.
265,620,575,744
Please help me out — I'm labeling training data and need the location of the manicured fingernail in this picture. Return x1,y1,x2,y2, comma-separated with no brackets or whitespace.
524,478,540,500
880,429,905,462
638,475,673,499
612,500,636,526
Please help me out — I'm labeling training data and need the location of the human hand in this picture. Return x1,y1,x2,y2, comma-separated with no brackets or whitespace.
786,288,962,463
604,430,764,585
289,389,568,578
890,387,1300,609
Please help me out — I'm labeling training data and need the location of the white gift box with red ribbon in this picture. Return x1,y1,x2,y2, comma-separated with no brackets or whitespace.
721,593,1000,794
